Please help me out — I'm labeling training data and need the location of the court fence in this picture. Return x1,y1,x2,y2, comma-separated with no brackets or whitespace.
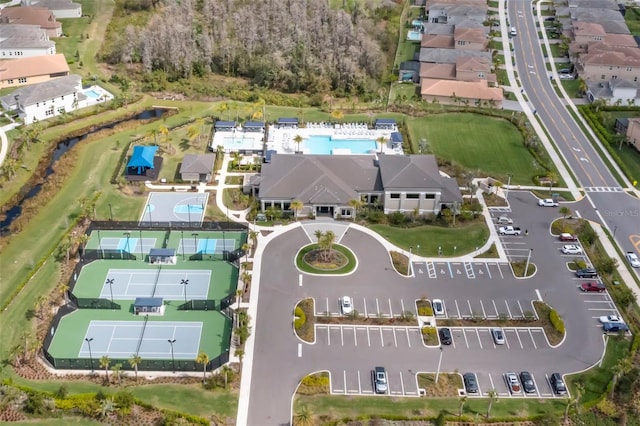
67,294,122,310
88,221,248,232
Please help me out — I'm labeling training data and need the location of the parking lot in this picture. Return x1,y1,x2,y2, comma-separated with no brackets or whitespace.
439,327,549,350
471,371,565,398
315,324,425,349
413,261,511,280
433,297,538,320
315,297,414,318
328,366,420,396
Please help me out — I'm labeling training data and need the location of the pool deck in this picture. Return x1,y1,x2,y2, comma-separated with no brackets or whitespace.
267,124,403,155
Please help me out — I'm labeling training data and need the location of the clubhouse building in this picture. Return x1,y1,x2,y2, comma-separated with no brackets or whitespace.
251,153,462,219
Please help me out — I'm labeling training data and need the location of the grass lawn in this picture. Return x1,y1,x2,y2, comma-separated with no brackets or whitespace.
294,393,565,421
153,123,213,182
615,143,640,183
395,39,419,65
389,82,418,103
560,79,581,98
368,223,489,257
567,336,630,404
405,113,547,184
625,7,640,35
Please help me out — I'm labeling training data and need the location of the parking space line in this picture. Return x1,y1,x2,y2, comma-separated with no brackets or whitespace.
406,328,411,348
465,262,475,279
504,331,510,349
376,298,381,316
517,300,525,317
400,299,405,314
463,329,470,348
505,301,513,319
467,300,473,318
480,300,487,319
357,370,362,394
341,327,344,346
380,327,384,346
391,328,398,347
399,372,405,395
353,327,358,347
326,297,330,316
447,262,453,278
488,373,495,391
367,328,371,347
492,300,499,318
515,329,523,348
476,329,483,349
327,327,331,345
455,300,461,318
343,371,347,394
427,261,436,278
363,297,368,317
497,263,505,279
388,298,393,317
528,329,537,349
532,376,541,398
485,263,492,279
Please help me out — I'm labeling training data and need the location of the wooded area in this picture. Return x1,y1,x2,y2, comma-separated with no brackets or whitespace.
103,0,399,95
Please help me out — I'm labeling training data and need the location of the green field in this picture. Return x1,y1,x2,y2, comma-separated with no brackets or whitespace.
405,113,548,184
369,222,489,257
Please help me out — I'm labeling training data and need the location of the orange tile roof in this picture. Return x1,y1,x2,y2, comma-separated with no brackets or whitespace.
0,53,68,80
420,62,456,79
0,6,61,30
421,34,454,48
454,27,487,43
604,33,638,47
420,78,503,100
455,56,491,72
572,21,606,36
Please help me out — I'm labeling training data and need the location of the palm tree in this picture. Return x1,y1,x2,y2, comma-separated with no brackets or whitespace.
314,229,323,244
323,230,336,261
611,357,632,398
293,134,303,153
146,128,160,145
1,158,18,179
217,102,230,121
486,388,498,418
112,363,122,385
76,234,89,256
196,351,209,383
546,170,557,191
559,206,571,229
221,364,232,388
458,395,467,417
348,198,363,221
99,356,111,384
129,354,141,383
242,243,250,262
376,136,386,153
330,109,344,123
187,125,200,147
234,348,245,368
592,97,607,113
293,404,314,426
290,200,304,221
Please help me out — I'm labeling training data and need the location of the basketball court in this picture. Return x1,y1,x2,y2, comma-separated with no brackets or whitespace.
140,192,210,224
79,320,202,359
100,268,211,300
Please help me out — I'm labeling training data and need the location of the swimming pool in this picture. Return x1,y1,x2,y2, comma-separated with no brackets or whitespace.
407,30,422,41
304,135,378,155
84,89,101,99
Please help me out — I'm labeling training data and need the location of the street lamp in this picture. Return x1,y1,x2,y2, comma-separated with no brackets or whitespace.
613,226,618,238
192,233,199,254
453,246,457,257
108,203,114,221
97,229,104,259
187,204,192,226
181,279,189,308
85,337,94,372
123,232,131,257
181,230,185,260
105,278,114,305
139,229,144,261
435,346,444,383
147,204,152,225
168,339,177,373
504,174,512,201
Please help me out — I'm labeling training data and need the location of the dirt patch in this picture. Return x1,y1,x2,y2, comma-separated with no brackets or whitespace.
303,248,348,271
482,192,508,207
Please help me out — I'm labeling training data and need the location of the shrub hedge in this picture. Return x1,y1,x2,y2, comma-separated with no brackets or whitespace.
549,308,565,334
294,306,306,329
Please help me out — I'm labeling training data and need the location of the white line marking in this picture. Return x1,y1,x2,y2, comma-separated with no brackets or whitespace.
476,329,483,349
492,300,499,317
485,263,492,279
388,298,393,317
515,329,523,348
535,289,543,301
505,301,513,319
353,326,358,347
380,327,384,346
399,371,405,395
467,300,473,318
367,328,371,347
455,300,461,318
298,343,302,357
376,298,380,316
341,326,344,346
358,370,362,394
364,297,368,317
529,329,537,349
463,329,470,348
299,274,302,287
406,328,411,348
480,300,487,319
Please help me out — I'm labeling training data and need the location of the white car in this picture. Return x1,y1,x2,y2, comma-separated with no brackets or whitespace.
561,244,583,255
599,314,624,324
538,198,559,207
432,299,445,316
626,252,640,268
340,296,353,315
559,74,575,80
504,372,522,394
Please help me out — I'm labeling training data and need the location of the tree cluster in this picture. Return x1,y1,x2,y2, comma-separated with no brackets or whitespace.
105,0,393,95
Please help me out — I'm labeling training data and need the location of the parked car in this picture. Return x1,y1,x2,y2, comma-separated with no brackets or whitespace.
373,367,388,394
559,74,575,80
603,322,629,333
561,244,583,255
580,282,605,292
491,328,505,345
496,216,513,225
439,327,452,345
575,267,597,278
432,299,445,316
504,372,522,394
519,371,536,394
559,233,577,241
463,373,479,394
626,252,640,268
550,373,567,395
340,296,353,315
538,198,559,207
599,314,624,324
499,226,522,236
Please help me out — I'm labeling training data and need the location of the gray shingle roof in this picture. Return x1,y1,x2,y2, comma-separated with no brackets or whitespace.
419,48,491,64
180,154,216,174
378,155,443,189
0,23,54,49
0,74,80,107
30,0,82,10
258,154,382,203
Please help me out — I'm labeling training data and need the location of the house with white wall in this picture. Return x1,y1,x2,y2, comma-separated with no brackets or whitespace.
0,24,55,57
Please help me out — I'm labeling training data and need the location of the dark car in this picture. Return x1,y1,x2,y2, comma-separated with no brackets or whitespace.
439,327,452,345
373,366,388,394
576,268,598,278
463,373,478,394
603,322,629,333
519,371,536,394
550,373,567,395
580,282,605,292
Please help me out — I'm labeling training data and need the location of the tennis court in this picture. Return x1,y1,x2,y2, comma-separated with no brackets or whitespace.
177,237,237,255
79,320,202,359
140,192,210,224
100,268,211,300
97,237,157,254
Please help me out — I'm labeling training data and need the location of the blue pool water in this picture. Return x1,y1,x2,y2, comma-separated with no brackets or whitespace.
304,135,378,155
407,30,422,41
84,89,101,99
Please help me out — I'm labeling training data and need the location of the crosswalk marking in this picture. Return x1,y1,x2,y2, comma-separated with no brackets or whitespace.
489,206,512,212
464,262,475,279
583,186,623,193
426,261,437,278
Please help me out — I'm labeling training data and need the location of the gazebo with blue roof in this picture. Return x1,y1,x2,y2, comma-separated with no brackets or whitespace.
126,145,162,181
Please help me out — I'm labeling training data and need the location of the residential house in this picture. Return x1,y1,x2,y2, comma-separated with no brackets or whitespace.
568,0,620,11
0,53,68,89
425,0,486,7
179,154,216,182
0,24,55,57
419,56,495,85
421,34,455,48
576,47,640,81
253,154,462,219
0,6,62,37
0,74,96,123
21,0,82,18
419,48,491,64
586,79,640,105
427,3,487,24
420,78,503,107
625,117,640,151
453,27,488,51
570,9,629,34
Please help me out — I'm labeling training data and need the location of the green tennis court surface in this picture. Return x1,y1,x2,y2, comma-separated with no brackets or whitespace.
100,268,211,300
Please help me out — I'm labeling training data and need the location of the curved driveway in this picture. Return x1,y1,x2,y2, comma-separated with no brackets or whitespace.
508,0,640,269
244,209,606,425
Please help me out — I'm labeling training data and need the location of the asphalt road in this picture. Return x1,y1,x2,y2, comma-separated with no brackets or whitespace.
245,206,609,424
507,0,640,271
